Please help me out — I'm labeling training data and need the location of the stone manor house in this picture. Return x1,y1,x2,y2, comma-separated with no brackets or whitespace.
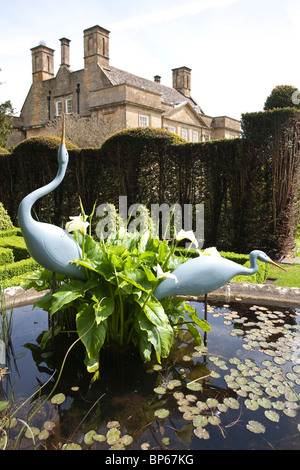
11,25,241,146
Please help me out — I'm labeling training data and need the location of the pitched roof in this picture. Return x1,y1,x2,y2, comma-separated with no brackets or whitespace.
101,66,205,114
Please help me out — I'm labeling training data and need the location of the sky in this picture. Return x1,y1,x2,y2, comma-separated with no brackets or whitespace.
1,0,300,121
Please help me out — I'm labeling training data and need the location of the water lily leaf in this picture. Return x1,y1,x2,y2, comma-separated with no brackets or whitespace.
193,415,208,428
187,382,203,391
44,421,56,431
167,379,181,389
257,397,272,409
51,393,66,405
38,430,50,440
206,398,219,408
154,408,170,419
245,399,259,411
62,442,82,450
283,408,297,418
120,435,133,446
194,427,210,439
0,401,8,412
107,421,120,429
265,410,280,422
223,397,239,409
208,415,221,426
154,386,166,395
93,434,106,442
110,443,125,450
84,430,96,445
246,420,266,434
25,426,40,438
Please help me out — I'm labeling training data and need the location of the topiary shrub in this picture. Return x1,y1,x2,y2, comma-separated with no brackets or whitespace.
0,202,14,231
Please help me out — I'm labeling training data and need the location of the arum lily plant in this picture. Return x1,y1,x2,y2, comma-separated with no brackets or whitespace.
24,215,210,379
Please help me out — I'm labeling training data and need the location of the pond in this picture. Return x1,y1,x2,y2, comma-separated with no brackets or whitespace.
1,297,300,451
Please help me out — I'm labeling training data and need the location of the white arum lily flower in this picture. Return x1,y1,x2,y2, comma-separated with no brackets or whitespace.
118,226,129,239
176,229,198,248
157,264,178,283
65,214,89,235
197,247,221,257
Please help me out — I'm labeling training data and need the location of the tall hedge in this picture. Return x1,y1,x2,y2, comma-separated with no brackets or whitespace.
0,111,299,259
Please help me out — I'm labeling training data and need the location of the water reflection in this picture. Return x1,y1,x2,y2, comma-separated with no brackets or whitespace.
1,300,300,450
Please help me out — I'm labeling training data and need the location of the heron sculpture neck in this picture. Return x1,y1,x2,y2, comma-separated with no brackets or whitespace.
18,120,68,228
18,116,86,281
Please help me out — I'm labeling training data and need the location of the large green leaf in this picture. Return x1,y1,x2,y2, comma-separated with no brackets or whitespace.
76,258,114,281
50,280,85,314
137,294,170,329
118,268,152,292
76,303,107,360
94,297,115,325
137,311,173,362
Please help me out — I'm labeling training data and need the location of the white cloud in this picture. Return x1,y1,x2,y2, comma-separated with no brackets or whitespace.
110,0,239,31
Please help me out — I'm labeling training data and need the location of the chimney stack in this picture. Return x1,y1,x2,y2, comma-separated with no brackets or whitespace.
60,37,71,68
172,66,191,98
154,75,161,83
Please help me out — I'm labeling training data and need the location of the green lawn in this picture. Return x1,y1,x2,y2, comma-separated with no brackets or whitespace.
267,262,300,288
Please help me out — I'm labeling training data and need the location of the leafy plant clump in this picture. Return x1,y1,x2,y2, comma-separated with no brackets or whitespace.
24,226,210,379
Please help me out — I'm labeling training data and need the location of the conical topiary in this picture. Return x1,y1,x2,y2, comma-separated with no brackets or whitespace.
0,202,14,231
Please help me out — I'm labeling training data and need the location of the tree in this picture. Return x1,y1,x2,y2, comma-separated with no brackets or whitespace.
264,85,300,111
0,100,14,148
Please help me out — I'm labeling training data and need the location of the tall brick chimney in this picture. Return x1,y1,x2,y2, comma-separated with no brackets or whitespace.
84,25,110,70
60,37,71,69
31,44,55,82
172,66,191,98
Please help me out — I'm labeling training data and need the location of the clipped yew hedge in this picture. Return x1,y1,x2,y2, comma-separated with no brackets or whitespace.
1,110,299,259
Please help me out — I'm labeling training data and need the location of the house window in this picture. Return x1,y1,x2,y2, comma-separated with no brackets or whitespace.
167,126,176,133
203,133,211,142
56,101,62,117
66,99,72,115
192,131,199,142
181,128,188,141
139,115,149,127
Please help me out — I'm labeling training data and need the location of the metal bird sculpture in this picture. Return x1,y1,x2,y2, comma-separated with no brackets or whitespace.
154,250,285,301
17,116,86,281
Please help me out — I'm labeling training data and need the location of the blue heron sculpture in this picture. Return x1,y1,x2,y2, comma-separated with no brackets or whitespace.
17,116,86,281
154,250,285,304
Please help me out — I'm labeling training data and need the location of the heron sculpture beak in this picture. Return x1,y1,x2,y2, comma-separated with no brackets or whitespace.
61,113,65,145
269,259,287,271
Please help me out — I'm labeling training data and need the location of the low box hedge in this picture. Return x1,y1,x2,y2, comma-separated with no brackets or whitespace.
0,236,29,261
0,227,22,238
0,246,14,265
0,258,39,281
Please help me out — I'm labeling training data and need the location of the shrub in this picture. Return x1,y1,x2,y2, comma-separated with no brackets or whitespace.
0,236,29,261
0,258,38,281
0,247,14,265
0,202,14,231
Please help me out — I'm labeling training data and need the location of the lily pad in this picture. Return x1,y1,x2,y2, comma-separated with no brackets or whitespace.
206,398,219,408
51,393,66,405
193,415,208,428
154,408,170,419
194,427,210,439
223,397,239,409
62,442,82,450
245,399,259,411
84,430,96,445
264,410,280,422
246,420,266,434
154,386,166,395
120,434,133,446
187,381,203,391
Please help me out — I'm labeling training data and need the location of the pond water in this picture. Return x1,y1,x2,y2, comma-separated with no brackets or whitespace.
1,298,300,450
